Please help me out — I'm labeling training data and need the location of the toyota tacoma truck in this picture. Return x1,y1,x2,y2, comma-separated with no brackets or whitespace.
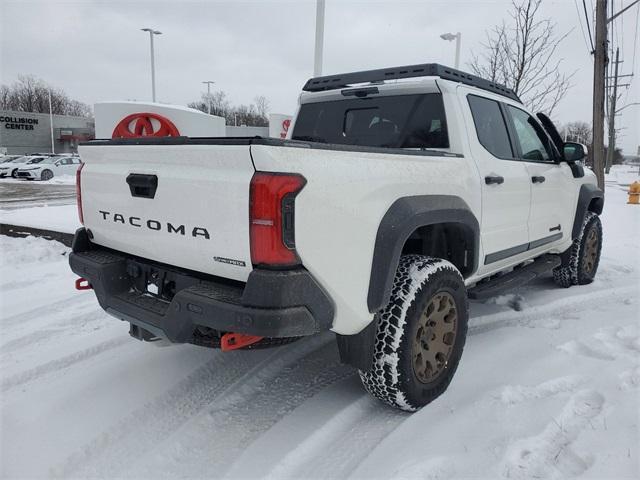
69,64,604,411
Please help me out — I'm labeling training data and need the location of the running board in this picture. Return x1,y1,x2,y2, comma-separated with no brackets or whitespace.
468,254,561,300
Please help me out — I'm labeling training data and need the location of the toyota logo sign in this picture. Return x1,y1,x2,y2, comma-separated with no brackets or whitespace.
112,112,180,138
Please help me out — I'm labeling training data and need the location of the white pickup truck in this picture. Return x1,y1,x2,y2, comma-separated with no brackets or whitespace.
70,64,604,411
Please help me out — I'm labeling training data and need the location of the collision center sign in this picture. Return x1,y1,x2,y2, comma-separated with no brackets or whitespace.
1,115,39,131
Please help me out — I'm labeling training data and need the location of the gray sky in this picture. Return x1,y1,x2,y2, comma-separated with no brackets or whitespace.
1,0,638,153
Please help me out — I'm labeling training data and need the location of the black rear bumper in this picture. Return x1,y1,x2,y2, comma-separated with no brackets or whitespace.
69,228,334,343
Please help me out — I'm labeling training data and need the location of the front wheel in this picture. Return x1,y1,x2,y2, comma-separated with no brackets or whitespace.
553,212,602,287
40,169,53,181
359,255,468,411
11,169,18,178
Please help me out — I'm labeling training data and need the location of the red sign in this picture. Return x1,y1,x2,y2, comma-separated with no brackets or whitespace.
280,119,291,139
112,112,180,138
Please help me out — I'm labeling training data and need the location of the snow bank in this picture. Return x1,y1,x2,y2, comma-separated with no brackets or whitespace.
0,235,68,266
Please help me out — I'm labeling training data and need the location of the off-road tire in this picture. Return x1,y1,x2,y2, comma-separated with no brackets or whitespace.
553,211,602,288
41,169,53,181
359,255,468,412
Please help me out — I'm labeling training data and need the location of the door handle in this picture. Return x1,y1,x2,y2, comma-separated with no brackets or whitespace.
532,175,546,184
485,175,504,185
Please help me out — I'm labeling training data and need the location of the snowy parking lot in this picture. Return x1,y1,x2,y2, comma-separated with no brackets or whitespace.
0,183,638,479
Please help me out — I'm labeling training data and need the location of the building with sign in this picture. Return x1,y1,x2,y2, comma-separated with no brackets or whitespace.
0,110,95,155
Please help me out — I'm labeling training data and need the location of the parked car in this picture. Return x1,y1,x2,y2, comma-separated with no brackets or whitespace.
16,156,82,180
69,63,603,411
0,156,47,178
0,156,22,177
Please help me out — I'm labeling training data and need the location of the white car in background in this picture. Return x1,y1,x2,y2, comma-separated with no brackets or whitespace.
16,156,82,181
0,155,47,178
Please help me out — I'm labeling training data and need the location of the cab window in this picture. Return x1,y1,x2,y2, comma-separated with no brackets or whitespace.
507,106,554,162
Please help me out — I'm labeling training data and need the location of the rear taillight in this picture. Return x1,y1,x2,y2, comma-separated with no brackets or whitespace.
76,163,84,224
250,172,306,267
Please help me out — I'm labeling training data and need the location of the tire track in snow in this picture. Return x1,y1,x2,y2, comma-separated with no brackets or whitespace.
1,336,130,392
55,333,350,479
468,285,636,336
1,291,93,329
0,306,107,355
119,337,353,479
263,393,407,480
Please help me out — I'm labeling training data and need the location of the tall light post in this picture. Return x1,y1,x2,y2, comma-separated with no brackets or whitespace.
314,0,325,76
48,88,55,153
141,28,162,102
440,32,461,69
202,80,215,115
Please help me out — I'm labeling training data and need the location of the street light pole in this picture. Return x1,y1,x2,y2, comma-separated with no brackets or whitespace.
141,28,162,102
440,32,462,69
314,0,325,77
202,80,215,115
48,89,55,154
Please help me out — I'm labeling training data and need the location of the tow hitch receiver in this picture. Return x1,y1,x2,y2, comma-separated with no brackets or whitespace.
221,332,264,351
75,277,92,290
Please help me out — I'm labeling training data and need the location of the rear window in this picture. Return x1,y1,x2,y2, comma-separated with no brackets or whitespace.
292,93,449,149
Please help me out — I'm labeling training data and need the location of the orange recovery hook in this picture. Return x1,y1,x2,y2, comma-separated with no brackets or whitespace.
75,277,92,290
221,332,264,351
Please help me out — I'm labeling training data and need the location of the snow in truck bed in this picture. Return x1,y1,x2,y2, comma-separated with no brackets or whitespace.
0,184,638,479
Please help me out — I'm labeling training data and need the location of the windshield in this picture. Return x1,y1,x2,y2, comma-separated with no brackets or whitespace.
292,93,449,149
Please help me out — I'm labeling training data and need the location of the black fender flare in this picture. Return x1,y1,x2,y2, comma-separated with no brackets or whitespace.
572,184,604,240
367,195,479,313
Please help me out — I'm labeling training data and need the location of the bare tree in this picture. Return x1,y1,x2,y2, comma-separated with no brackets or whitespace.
188,91,269,127
469,0,574,115
254,95,270,118
560,121,592,144
0,75,92,117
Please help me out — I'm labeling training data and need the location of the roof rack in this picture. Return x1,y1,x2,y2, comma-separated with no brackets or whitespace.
302,63,521,103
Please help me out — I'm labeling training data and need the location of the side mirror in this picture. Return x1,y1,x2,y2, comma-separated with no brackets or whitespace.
563,142,587,162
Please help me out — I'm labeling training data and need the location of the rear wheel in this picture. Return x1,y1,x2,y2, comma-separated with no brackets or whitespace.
553,211,602,287
41,169,53,181
359,255,468,411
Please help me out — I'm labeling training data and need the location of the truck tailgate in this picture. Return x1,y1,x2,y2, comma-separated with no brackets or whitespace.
78,143,255,282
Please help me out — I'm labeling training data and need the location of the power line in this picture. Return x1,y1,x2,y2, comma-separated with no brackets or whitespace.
632,2,639,73
575,0,593,55
583,0,596,51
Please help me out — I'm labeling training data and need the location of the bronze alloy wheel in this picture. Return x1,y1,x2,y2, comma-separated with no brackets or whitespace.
582,227,599,275
413,292,458,383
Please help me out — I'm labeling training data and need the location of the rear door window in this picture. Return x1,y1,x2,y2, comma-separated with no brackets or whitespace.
467,95,514,159
292,93,449,149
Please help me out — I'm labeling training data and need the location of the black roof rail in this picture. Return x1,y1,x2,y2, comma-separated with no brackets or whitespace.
302,63,521,103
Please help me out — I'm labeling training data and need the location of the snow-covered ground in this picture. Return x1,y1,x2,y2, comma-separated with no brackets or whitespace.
0,204,79,233
0,175,76,185
1,185,638,479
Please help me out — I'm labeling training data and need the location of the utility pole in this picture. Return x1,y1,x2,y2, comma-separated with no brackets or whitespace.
591,0,607,189
605,48,620,174
314,0,325,77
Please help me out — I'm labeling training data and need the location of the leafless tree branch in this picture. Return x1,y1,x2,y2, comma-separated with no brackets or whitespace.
468,0,574,115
